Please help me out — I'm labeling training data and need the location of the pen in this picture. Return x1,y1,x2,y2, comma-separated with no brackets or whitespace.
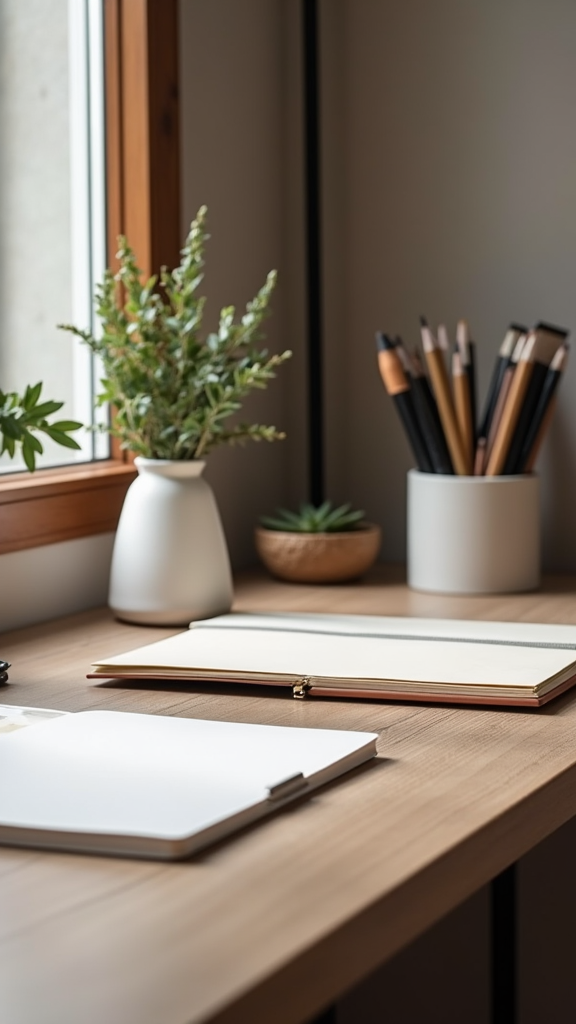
485,333,536,475
483,333,526,465
478,324,527,442
420,317,469,475
467,339,477,444
452,349,474,474
519,342,569,473
501,323,568,475
376,333,434,473
396,341,454,474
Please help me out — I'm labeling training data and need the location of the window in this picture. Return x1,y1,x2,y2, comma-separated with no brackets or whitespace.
0,0,179,554
0,0,109,473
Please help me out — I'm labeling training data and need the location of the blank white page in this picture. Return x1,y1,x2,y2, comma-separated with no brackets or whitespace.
96,614,576,689
0,711,377,858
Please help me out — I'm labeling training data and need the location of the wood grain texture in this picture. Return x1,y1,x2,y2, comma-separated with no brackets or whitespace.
147,0,181,274
0,462,136,554
3,566,576,1023
118,0,181,278
104,0,123,274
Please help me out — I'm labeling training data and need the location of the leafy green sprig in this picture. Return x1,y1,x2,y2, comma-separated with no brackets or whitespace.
260,501,366,533
0,384,82,471
59,206,291,460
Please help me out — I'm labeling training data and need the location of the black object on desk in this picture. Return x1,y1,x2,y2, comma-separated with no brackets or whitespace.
0,660,10,685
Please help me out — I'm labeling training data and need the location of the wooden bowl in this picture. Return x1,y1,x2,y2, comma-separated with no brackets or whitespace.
254,523,381,584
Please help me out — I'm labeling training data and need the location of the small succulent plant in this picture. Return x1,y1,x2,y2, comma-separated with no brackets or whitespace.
260,501,366,533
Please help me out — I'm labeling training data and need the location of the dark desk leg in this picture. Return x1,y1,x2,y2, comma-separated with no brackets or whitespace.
308,1007,337,1024
491,863,517,1024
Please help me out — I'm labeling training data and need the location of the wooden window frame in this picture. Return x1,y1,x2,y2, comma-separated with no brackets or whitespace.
0,0,181,555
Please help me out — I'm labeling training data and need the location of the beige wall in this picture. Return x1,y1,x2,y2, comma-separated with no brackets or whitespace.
179,0,307,568
321,0,576,569
0,534,114,632
179,0,576,571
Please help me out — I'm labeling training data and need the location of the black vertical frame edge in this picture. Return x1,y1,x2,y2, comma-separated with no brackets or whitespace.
491,863,517,1024
302,0,324,505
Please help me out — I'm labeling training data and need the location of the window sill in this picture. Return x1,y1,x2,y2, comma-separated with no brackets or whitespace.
0,461,137,555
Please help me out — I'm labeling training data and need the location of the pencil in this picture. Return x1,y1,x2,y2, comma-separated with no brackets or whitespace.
478,324,527,441
484,368,512,463
484,331,559,476
411,351,455,467
518,342,569,473
482,332,527,464
501,324,568,474
456,320,477,444
420,317,469,475
376,333,434,473
452,349,474,473
468,340,477,443
398,343,454,474
437,323,450,369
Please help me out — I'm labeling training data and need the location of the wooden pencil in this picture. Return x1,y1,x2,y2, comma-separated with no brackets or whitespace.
483,334,527,465
452,350,474,473
478,324,526,441
411,351,455,472
485,333,539,475
502,324,568,474
456,320,477,445
437,324,450,370
420,318,468,475
484,366,515,463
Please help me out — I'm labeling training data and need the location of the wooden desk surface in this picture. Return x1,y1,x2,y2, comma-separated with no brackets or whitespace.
3,566,576,1024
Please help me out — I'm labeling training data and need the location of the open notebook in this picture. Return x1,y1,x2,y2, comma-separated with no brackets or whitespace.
89,611,576,707
0,707,377,860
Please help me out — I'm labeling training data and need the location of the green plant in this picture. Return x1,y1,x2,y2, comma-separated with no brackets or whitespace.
0,384,82,471
260,501,366,533
58,206,291,460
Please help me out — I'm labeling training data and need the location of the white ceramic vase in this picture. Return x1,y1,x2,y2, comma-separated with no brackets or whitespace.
109,458,233,625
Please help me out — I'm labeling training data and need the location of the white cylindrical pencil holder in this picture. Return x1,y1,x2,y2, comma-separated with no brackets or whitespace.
407,469,540,594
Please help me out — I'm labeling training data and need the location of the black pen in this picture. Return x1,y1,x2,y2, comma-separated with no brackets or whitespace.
518,342,569,473
503,322,568,474
395,340,454,474
376,333,434,473
468,340,477,443
478,324,527,442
